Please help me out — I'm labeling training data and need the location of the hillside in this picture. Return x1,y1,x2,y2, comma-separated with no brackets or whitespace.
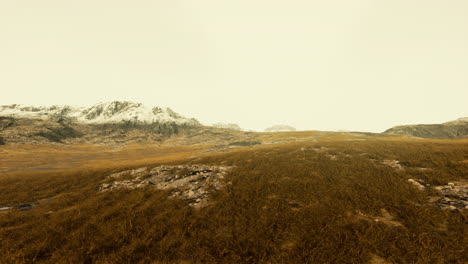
0,102,202,145
383,118,468,139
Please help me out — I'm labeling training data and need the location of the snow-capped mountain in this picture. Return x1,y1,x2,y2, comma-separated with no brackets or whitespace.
0,101,199,125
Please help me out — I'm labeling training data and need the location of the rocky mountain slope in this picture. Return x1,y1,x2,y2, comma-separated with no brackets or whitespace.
0,101,199,125
383,117,468,139
0,101,201,145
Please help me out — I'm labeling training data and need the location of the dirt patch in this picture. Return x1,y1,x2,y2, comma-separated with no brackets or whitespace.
350,208,404,228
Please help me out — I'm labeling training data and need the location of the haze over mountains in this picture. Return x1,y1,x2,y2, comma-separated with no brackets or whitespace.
0,101,467,145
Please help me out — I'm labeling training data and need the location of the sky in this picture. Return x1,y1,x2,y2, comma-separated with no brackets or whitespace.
1,0,467,132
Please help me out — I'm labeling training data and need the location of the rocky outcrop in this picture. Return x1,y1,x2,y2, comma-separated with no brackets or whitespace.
383,118,468,139
408,179,467,211
432,181,468,211
99,165,233,207
0,117,15,131
33,126,82,143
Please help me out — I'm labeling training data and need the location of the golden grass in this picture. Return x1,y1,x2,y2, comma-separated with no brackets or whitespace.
0,134,467,263
0,143,207,176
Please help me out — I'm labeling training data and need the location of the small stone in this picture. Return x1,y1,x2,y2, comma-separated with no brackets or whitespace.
447,205,457,211
408,179,425,191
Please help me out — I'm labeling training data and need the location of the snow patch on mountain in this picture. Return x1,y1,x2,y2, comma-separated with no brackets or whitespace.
0,101,199,125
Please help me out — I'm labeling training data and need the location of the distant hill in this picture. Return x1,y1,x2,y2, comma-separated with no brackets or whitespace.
383,117,468,139
264,125,296,132
212,123,242,131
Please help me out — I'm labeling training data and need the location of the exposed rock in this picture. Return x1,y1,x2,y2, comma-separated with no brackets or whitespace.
0,116,15,130
108,167,149,179
15,203,34,211
432,181,468,211
381,160,404,170
408,179,426,191
33,126,81,143
0,115,199,145
228,141,261,147
99,165,233,207
409,179,467,211
369,254,394,264
0,203,34,211
325,154,339,160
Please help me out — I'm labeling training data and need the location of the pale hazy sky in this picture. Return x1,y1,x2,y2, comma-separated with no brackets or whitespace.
1,1,467,132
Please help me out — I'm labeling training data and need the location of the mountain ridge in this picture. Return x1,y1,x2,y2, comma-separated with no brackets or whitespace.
383,117,468,139
0,101,199,126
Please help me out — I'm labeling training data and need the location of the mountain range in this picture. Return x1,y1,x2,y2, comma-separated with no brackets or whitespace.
0,101,199,126
0,101,466,146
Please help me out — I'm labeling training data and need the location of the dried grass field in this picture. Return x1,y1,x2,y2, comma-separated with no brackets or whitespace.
0,133,467,263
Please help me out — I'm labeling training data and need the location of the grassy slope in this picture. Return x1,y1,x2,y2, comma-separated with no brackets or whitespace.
0,134,467,263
